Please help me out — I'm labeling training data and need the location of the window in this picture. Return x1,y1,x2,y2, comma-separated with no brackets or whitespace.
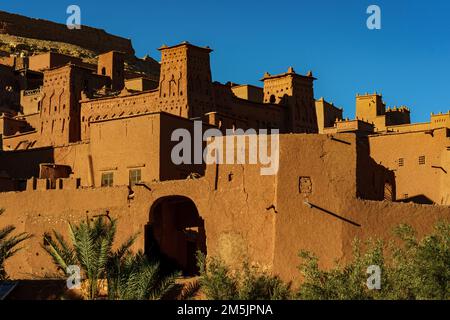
129,169,141,186
101,172,114,187
398,158,404,167
419,156,426,165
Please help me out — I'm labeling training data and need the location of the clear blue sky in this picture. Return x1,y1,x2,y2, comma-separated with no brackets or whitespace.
2,0,450,122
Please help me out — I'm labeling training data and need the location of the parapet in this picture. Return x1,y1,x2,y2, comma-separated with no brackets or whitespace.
26,177,81,191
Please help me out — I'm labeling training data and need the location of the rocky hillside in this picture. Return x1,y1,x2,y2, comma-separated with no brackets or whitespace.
0,10,160,80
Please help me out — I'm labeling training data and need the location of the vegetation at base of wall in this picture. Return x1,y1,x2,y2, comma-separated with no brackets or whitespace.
297,221,450,300
193,221,449,300
0,208,32,281
42,216,179,300
195,252,292,300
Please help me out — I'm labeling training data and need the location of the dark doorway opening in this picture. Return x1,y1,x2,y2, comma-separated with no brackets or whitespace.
145,196,206,276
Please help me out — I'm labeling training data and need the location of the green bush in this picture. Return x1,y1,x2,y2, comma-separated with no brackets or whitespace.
297,221,450,300
197,252,292,300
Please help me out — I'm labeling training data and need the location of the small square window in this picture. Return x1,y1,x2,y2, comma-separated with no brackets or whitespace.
129,169,141,186
398,158,404,167
419,156,425,165
101,172,114,187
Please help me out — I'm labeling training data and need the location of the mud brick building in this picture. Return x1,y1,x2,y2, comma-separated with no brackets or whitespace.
0,11,448,283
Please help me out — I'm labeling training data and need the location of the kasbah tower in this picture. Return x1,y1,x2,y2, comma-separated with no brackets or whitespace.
0,10,448,283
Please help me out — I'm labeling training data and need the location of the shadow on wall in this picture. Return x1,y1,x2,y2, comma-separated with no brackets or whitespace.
398,195,434,205
0,147,55,192
356,136,396,201
0,147,54,178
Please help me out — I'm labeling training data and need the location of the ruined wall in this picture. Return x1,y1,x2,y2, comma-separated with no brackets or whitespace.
0,10,134,55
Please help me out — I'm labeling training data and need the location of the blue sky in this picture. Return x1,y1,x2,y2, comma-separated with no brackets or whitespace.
2,0,450,122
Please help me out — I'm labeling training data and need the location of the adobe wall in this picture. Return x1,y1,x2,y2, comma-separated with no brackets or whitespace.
0,142,90,183
80,90,160,140
273,134,357,280
0,10,134,55
0,162,277,280
1,130,39,150
20,90,41,115
28,52,86,72
89,114,161,186
0,133,449,284
369,128,450,204
341,199,450,262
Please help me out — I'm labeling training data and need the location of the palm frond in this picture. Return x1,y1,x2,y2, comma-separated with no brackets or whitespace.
41,231,75,274
0,225,15,242
179,280,201,300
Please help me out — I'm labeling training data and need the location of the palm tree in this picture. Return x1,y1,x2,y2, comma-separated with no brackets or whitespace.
42,215,178,300
0,208,32,280
107,251,178,300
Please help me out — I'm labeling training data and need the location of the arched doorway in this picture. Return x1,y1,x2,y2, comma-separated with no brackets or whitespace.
145,196,206,276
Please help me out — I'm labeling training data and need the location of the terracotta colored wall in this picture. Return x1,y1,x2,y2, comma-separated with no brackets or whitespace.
0,133,449,283
20,90,41,115
315,98,343,133
369,128,450,205
28,53,83,72
89,114,161,187
231,85,263,103
80,90,159,141
88,112,207,186
0,142,89,185
125,78,158,92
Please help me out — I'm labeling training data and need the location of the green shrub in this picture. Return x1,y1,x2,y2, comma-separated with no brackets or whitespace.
297,221,450,300
197,252,292,300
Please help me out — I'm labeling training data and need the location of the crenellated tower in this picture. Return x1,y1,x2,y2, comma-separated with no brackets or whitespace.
157,42,213,119
261,67,318,133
